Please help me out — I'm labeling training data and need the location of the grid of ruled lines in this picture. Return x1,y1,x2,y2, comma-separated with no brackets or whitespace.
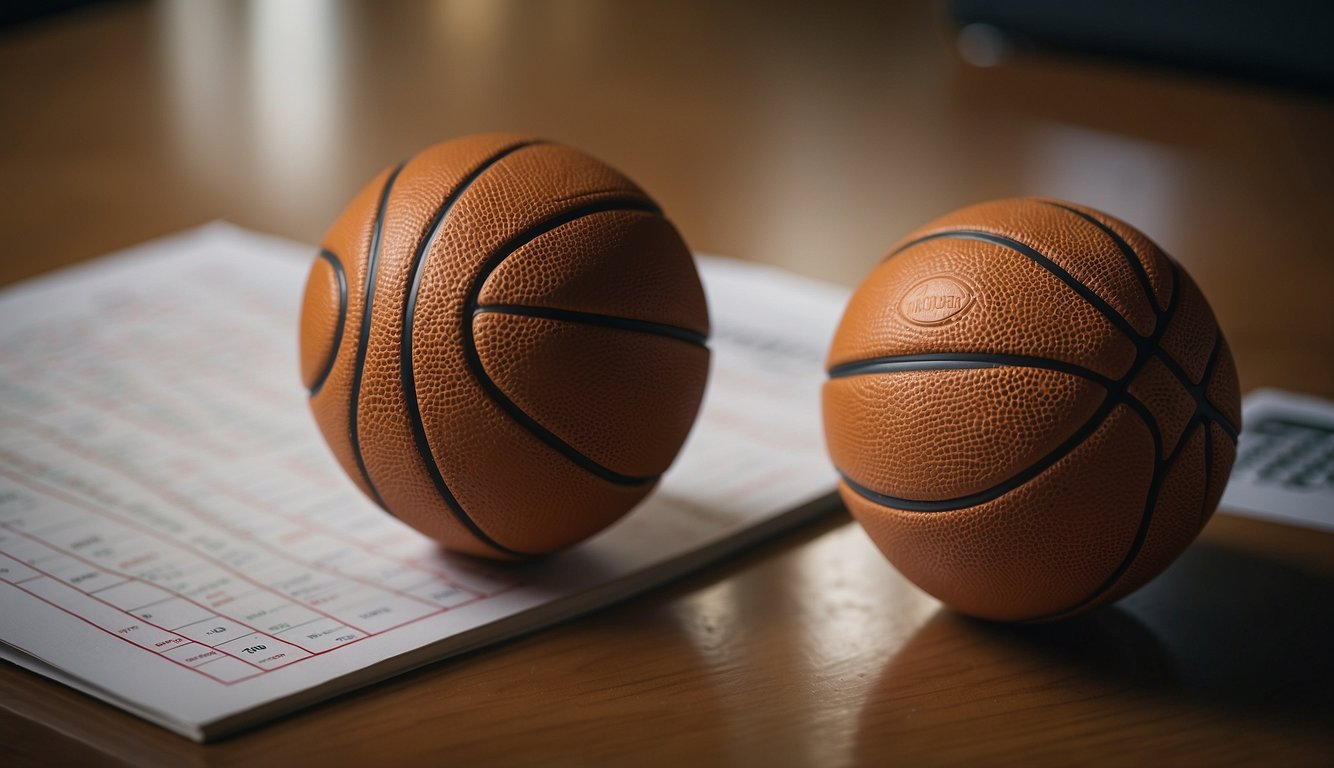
0,256,518,685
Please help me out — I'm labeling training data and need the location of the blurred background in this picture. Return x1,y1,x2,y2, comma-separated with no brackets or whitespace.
1,0,1331,391
2,5,1333,761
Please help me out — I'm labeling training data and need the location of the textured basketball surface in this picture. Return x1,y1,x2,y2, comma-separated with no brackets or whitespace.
823,198,1241,622
299,134,710,558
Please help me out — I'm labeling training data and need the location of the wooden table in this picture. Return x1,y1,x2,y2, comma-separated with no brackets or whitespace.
2,2,1332,765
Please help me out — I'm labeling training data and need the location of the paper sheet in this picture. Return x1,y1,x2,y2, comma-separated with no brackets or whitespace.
0,223,847,740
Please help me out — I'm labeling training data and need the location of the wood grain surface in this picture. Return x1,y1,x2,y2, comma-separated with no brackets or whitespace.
2,1,1332,765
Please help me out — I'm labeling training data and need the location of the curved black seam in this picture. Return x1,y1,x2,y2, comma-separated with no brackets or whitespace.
1144,264,1199,391
461,198,664,487
1155,327,1218,458
402,140,543,558
1199,326,1224,385
1042,201,1161,319
1115,392,1164,457
836,259,1181,514
348,161,406,509
1194,333,1239,442
1202,409,1237,444
1025,277,1187,620
1145,264,1239,441
892,228,1227,437
891,230,1145,343
828,352,1115,389
831,352,1168,455
1029,416,1204,623
307,249,348,397
1152,347,1199,390
474,304,708,348
890,230,1212,443
839,391,1119,512
1199,421,1215,532
831,359,1005,374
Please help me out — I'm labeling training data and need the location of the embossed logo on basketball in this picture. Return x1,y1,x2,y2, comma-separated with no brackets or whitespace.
899,275,974,326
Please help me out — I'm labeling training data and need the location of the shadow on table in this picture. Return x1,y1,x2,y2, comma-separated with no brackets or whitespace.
1116,539,1334,719
854,539,1334,762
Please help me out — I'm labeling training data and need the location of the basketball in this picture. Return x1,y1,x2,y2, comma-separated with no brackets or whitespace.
299,134,710,558
823,198,1241,622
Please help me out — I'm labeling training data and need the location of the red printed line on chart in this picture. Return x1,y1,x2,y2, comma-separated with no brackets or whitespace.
10,406,513,603
0,521,260,674
0,415,447,619
199,475,488,599
0,467,499,683
0,460,370,635
2,576,262,685
6,371,239,463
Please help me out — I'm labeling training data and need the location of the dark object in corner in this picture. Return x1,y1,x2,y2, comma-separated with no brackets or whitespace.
949,0,1334,96
1,0,120,30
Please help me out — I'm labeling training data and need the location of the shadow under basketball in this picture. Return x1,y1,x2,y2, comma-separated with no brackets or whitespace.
1117,537,1334,720
855,536,1334,764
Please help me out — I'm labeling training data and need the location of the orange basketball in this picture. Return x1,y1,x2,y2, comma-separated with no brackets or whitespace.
299,134,709,558
823,198,1241,622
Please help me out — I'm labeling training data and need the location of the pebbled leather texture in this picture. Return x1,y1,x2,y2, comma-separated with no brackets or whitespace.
823,198,1241,622
299,252,344,393
299,135,710,558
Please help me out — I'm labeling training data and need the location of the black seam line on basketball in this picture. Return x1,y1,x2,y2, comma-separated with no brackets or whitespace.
837,390,1122,513
1156,349,1215,457
827,352,1115,389
833,354,1173,459
307,249,348,397
835,302,1174,512
1143,263,1238,441
891,230,1141,344
461,198,665,487
1200,421,1215,532
1152,348,1198,392
827,351,1162,454
1141,261,1200,391
1023,276,1191,622
473,304,708,348
1041,201,1162,320
1195,333,1239,442
836,262,1182,515
348,161,406,509
1028,417,1205,623
893,228,1233,441
401,140,545,559
1148,259,1214,399
1117,261,1180,461
894,230,1146,344
1115,391,1164,459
